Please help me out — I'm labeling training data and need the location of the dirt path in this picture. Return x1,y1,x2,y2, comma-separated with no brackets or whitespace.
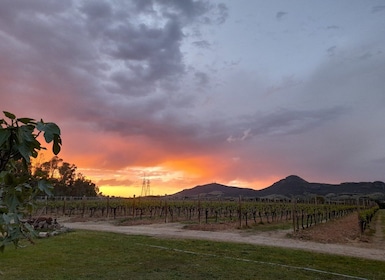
63,219,385,262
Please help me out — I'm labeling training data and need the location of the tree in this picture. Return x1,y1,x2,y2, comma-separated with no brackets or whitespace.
33,156,99,197
0,111,61,250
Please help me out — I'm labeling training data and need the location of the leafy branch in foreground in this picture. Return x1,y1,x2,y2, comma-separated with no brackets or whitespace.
0,111,61,251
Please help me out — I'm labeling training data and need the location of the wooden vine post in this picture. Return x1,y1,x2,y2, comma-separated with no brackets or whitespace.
164,194,168,223
82,196,86,217
132,195,136,217
292,198,297,232
63,196,66,216
198,194,201,224
238,195,242,228
106,196,110,219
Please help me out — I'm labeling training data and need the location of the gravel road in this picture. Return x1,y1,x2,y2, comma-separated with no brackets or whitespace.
63,221,385,262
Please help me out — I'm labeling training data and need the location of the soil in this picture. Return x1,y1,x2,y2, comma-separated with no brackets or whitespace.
293,212,366,244
61,212,385,262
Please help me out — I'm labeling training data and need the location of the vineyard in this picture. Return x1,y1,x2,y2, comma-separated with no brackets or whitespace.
34,196,379,233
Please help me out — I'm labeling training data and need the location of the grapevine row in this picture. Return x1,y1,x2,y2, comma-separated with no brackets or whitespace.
34,196,370,231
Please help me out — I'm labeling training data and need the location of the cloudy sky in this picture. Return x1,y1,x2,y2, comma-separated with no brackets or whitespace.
2,0,385,197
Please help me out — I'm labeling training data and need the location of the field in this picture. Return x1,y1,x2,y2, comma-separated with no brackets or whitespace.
1,229,385,280
1,199,382,279
36,196,369,229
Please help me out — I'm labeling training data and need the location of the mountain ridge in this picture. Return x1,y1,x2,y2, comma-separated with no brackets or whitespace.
171,175,385,199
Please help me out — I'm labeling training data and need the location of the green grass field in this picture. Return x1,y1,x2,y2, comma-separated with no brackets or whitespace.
1,230,384,280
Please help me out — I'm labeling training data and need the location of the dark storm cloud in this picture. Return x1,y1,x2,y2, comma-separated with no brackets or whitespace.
80,2,188,98
0,0,231,176
0,0,227,119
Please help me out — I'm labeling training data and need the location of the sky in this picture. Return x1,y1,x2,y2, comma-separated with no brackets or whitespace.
2,0,385,197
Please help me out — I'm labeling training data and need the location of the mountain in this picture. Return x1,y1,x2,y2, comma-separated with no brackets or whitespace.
257,175,310,197
170,175,385,199
172,183,259,198
257,175,385,197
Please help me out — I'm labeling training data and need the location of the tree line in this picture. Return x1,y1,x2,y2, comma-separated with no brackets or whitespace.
33,156,99,197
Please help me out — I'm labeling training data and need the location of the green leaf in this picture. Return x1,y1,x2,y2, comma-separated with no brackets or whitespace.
23,222,35,234
38,180,53,197
17,118,35,125
9,195,20,212
53,134,62,155
16,143,32,164
37,122,62,154
42,122,61,143
0,129,11,147
2,213,11,224
3,111,15,120
36,121,44,131
18,125,35,142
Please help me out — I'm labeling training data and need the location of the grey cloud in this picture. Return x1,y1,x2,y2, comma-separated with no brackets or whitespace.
0,1,70,24
0,0,225,120
107,19,183,62
327,45,336,56
192,40,211,48
76,1,225,102
303,48,385,108
0,2,104,108
276,11,287,20
105,19,185,93
238,107,346,139
162,0,210,20
371,6,385,13
80,1,112,19
194,71,209,87
215,3,228,24
132,0,223,24
358,52,373,60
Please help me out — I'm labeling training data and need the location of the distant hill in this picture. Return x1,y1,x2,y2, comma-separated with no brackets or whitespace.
170,175,385,199
172,183,259,198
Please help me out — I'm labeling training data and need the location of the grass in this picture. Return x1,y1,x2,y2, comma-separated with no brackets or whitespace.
0,230,384,280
